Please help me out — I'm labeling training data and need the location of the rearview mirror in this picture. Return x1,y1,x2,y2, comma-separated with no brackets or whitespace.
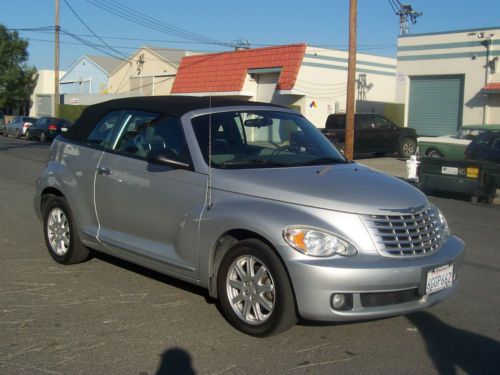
244,117,273,128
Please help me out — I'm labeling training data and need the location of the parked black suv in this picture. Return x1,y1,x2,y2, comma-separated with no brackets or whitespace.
321,113,418,158
465,131,500,163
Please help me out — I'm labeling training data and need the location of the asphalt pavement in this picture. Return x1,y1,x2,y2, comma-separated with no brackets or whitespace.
1,136,499,375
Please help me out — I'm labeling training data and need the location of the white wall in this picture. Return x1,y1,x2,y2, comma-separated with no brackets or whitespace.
397,27,500,126
30,69,67,117
294,47,397,127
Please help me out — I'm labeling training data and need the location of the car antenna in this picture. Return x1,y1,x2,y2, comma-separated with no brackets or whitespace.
207,85,213,210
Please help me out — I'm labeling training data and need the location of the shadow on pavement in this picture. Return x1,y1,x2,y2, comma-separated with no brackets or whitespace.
0,141,50,151
407,312,500,375
155,347,196,375
91,252,212,302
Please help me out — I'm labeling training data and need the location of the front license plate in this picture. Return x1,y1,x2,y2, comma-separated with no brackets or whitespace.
426,264,454,295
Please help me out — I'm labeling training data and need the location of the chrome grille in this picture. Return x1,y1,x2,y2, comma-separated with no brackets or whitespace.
362,207,444,257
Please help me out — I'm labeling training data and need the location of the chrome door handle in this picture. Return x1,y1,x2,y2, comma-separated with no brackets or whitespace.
97,166,112,175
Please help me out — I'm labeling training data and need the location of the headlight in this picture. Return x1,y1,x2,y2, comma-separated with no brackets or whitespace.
436,207,451,239
282,226,357,257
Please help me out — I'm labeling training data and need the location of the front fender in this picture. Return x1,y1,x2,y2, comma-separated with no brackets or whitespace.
197,190,374,291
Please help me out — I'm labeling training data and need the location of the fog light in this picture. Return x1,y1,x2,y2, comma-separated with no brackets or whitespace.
331,293,353,311
332,294,346,309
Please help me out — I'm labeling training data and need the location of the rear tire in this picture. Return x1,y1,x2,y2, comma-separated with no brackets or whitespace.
398,137,417,158
42,195,90,265
217,239,297,337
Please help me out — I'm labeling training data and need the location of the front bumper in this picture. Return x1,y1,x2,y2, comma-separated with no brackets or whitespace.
284,235,465,321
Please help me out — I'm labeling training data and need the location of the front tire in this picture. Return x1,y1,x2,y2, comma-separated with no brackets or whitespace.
42,195,90,264
398,137,417,158
217,239,297,336
426,149,443,158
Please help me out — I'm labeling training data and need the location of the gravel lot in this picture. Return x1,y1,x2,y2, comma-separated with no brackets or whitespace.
1,137,499,375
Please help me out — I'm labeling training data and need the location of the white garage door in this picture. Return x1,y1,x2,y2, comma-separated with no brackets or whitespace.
408,75,464,136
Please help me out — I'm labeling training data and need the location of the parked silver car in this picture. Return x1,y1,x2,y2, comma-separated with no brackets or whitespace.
34,97,465,336
5,116,38,138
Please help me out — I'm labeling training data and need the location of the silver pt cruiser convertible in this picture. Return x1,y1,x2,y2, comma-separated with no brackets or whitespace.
35,97,465,336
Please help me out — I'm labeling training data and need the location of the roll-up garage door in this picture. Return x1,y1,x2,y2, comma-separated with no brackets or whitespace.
408,75,464,136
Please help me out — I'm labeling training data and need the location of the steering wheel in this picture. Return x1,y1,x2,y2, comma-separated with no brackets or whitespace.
271,145,300,155
134,134,145,145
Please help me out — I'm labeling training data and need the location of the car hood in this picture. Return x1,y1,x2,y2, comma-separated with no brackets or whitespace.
212,163,428,215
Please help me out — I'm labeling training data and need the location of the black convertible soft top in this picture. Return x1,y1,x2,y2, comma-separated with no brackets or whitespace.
65,95,282,143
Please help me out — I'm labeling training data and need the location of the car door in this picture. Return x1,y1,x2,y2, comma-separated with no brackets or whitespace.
488,135,500,163
30,118,45,139
372,115,394,152
355,115,378,152
93,110,206,279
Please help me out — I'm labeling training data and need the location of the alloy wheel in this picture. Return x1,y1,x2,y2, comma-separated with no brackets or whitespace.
47,208,70,256
226,255,275,325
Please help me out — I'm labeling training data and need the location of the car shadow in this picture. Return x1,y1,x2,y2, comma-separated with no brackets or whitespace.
407,312,500,375
91,251,214,304
154,347,197,375
0,141,51,151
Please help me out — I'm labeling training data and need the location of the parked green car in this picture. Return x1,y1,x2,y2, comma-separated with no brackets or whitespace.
418,125,500,159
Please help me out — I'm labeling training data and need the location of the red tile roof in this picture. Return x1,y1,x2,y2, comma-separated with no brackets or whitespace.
483,82,500,91
171,44,307,94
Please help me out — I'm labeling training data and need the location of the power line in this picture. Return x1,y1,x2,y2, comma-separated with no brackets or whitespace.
62,0,129,60
60,28,129,62
10,28,396,51
86,0,232,47
106,0,226,46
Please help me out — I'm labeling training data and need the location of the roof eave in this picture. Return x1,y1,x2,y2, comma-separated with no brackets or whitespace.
276,89,307,96
171,91,254,97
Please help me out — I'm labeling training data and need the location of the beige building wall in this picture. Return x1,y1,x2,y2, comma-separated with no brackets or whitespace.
109,48,178,95
30,69,67,117
294,47,397,128
397,27,500,127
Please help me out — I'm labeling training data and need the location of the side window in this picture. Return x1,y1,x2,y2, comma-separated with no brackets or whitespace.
114,111,189,162
357,116,373,130
373,115,391,130
492,137,500,150
326,115,345,129
85,111,124,149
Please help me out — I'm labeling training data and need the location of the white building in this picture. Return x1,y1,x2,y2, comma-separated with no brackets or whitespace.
171,44,397,128
396,26,500,135
30,69,67,117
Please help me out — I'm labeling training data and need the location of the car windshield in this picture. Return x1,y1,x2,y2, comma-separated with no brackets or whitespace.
191,110,346,169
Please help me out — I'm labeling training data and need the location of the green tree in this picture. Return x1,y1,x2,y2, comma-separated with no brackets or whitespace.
0,24,37,113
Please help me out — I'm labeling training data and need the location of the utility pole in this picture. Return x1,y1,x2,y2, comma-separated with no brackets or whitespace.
345,0,357,160
54,0,60,116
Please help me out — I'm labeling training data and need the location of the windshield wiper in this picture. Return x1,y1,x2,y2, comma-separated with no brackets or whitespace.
218,159,288,168
300,157,347,166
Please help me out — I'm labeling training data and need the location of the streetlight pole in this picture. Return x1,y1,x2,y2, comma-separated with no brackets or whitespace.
54,0,60,116
345,0,357,160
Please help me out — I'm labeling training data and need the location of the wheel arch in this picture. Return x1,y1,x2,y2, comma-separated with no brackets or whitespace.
40,187,65,212
425,147,444,157
207,228,296,306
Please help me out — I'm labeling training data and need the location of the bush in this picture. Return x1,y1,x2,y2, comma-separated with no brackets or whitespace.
59,104,87,123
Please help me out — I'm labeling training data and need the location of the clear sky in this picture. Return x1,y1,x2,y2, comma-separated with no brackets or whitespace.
2,0,500,70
